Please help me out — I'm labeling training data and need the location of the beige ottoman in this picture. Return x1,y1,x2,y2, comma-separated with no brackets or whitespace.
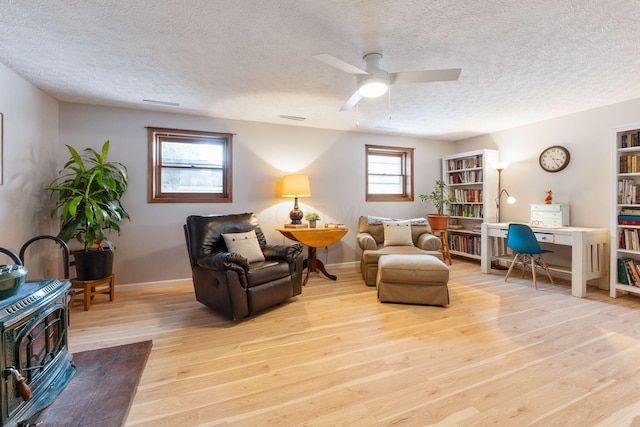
377,254,450,306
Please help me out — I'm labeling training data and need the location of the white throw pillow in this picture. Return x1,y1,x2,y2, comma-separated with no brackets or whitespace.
383,220,413,246
222,230,265,263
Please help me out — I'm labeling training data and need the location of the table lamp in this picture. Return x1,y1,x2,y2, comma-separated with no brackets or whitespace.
282,174,311,224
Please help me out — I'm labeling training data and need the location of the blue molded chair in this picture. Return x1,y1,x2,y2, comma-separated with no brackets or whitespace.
504,223,555,289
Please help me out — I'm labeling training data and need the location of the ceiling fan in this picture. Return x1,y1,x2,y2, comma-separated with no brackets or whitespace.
313,52,461,112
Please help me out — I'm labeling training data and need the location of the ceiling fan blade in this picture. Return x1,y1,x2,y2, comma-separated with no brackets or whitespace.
390,68,462,85
339,90,363,112
313,53,369,76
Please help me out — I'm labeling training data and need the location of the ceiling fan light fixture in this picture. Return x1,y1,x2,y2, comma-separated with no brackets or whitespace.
358,78,388,98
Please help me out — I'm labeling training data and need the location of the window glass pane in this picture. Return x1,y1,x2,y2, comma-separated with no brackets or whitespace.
161,168,223,193
368,154,401,175
369,175,403,194
161,141,223,168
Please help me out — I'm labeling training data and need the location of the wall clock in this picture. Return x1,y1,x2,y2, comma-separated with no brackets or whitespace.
539,145,570,172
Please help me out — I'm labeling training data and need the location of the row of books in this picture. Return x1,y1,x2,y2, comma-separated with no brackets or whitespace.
449,204,483,218
448,170,483,184
620,132,640,148
619,155,640,173
617,179,640,204
618,208,640,225
450,188,483,203
617,257,640,287
448,234,481,256
618,228,640,250
445,156,484,171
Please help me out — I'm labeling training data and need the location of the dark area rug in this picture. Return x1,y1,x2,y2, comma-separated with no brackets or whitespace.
35,340,152,427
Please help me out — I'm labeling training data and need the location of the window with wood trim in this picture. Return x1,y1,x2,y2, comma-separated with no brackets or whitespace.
366,145,414,202
148,127,232,203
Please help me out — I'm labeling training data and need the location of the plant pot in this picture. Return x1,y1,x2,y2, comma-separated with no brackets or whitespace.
73,249,114,281
309,220,317,228
427,214,450,230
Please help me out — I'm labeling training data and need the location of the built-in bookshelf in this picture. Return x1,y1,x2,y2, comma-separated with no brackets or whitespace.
442,149,499,260
612,124,640,298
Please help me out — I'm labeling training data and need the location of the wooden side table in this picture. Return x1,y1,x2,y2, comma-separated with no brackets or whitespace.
432,229,452,265
276,226,348,285
70,274,115,311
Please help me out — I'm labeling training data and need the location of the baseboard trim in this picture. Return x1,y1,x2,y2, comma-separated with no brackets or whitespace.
117,278,192,291
116,261,359,291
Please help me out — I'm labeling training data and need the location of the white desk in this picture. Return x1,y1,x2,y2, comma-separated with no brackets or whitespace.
481,223,609,298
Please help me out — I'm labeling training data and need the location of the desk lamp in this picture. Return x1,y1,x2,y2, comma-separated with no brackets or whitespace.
282,174,311,224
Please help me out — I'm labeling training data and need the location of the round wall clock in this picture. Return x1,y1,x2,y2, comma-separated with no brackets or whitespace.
539,145,570,172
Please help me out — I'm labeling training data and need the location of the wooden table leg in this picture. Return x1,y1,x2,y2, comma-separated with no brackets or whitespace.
303,246,338,284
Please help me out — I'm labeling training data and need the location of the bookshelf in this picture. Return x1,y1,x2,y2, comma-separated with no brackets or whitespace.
442,149,499,260
612,123,640,298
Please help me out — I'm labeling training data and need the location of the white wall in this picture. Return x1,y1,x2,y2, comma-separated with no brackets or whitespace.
0,63,59,279
456,97,640,228
58,103,453,285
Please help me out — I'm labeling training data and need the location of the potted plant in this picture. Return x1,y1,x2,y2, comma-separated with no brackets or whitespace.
304,212,320,228
419,179,455,230
46,140,129,280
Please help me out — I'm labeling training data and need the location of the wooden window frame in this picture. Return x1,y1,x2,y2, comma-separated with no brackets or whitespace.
365,144,414,202
148,127,233,203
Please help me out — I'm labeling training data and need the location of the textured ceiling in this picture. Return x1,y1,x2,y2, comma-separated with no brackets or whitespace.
1,0,640,141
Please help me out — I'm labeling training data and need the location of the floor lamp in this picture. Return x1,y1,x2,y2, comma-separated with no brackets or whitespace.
492,162,516,270
493,162,516,223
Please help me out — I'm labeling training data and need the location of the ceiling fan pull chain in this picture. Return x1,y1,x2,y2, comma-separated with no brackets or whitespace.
388,86,392,120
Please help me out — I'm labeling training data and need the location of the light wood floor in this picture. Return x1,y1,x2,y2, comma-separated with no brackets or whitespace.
68,259,640,427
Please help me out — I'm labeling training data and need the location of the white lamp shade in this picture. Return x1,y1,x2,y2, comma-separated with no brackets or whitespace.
282,174,311,197
492,161,511,171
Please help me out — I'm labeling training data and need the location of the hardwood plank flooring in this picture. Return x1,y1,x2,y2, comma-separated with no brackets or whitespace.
67,259,640,426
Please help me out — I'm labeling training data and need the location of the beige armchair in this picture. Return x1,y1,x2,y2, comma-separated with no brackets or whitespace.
356,216,443,285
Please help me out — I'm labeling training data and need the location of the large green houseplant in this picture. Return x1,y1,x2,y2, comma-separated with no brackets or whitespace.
46,140,129,280
419,179,455,229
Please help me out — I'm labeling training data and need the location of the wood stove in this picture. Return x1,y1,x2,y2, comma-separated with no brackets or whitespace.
0,279,75,426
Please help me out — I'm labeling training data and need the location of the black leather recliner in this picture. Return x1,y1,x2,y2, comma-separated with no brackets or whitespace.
184,213,304,320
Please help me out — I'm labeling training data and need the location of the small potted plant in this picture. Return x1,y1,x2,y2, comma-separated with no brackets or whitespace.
419,179,456,229
304,212,320,228
46,140,129,280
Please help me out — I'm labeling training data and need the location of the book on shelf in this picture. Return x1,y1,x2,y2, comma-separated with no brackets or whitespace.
620,208,640,215
621,132,640,148
618,258,630,285
619,219,640,225
625,259,639,286
324,223,346,229
618,214,640,225
626,259,640,287
618,179,640,204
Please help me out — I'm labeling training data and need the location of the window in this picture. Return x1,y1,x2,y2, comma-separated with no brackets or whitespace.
366,145,414,202
148,127,232,203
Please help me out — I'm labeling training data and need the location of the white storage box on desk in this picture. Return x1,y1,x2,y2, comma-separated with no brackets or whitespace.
530,203,570,227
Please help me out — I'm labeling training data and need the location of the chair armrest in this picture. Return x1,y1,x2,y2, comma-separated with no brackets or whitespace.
416,233,442,251
197,252,249,273
262,243,303,262
356,232,377,250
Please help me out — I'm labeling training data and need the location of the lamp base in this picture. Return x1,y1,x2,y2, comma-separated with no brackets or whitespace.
289,197,303,224
289,209,303,225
